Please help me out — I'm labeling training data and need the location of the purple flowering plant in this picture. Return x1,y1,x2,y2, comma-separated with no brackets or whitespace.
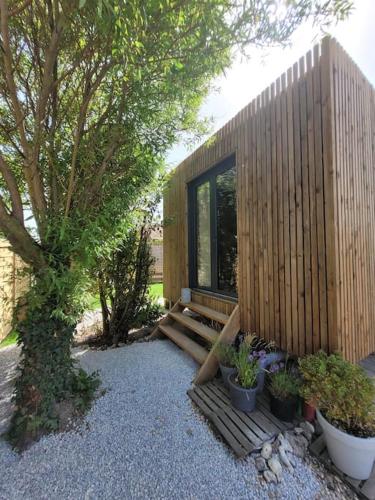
267,358,301,400
248,349,267,362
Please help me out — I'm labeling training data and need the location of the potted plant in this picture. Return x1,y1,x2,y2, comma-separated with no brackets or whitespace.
299,351,375,480
228,343,259,412
243,333,285,393
215,342,237,388
267,361,301,422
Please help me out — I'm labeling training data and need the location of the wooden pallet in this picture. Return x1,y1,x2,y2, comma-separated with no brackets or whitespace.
187,379,295,458
310,434,375,499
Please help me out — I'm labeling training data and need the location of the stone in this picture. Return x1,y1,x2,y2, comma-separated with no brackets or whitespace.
285,431,309,458
268,456,283,482
271,438,280,454
301,420,315,434
278,433,293,453
263,470,277,484
294,427,304,435
327,478,336,491
279,446,293,471
261,442,273,460
286,452,296,468
300,421,315,440
255,456,267,472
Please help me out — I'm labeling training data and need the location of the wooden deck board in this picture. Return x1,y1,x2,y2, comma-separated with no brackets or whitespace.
183,302,229,325
168,312,219,343
159,324,208,365
310,434,375,499
188,379,294,458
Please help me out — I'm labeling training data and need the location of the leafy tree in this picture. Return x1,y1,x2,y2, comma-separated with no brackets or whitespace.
0,0,352,446
96,186,163,346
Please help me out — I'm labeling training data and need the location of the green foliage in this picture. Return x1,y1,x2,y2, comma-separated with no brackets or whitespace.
96,193,163,344
299,352,375,437
0,330,18,349
71,369,101,412
234,343,259,389
149,282,163,301
215,342,236,367
268,365,301,400
6,294,100,449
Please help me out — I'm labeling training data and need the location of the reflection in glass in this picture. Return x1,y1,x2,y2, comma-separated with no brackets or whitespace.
216,167,237,293
197,182,211,287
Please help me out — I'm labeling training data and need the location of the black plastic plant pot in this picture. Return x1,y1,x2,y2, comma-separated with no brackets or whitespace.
270,394,299,422
228,373,257,413
219,363,236,389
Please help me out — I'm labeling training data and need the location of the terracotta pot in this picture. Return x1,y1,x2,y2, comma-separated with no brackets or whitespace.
303,401,316,422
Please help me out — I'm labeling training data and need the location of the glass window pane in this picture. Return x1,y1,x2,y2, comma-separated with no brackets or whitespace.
197,182,211,287
216,167,237,293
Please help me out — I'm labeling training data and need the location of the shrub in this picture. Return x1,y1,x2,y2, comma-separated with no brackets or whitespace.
239,332,276,353
268,362,301,400
299,351,375,437
215,342,236,367
97,223,163,345
233,343,259,389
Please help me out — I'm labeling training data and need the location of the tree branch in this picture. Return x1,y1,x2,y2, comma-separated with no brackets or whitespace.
0,154,24,224
0,193,45,269
9,0,32,17
64,62,114,217
0,0,47,231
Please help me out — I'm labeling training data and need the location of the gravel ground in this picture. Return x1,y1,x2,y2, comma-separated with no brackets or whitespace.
0,340,355,500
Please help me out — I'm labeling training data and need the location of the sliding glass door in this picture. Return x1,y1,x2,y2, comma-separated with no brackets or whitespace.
188,155,237,297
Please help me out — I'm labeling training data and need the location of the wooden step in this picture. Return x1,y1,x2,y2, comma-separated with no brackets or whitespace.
168,312,219,343
183,302,229,325
159,324,208,365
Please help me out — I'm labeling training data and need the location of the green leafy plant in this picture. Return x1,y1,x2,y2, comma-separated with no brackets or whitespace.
268,363,301,400
96,198,163,345
215,342,236,367
233,343,259,389
299,352,375,438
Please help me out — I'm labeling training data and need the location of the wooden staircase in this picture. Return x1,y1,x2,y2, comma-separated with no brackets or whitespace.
150,299,240,384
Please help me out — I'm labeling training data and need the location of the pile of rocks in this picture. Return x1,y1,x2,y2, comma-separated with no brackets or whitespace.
253,421,315,484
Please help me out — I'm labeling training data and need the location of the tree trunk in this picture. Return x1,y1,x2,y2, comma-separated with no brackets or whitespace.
99,277,111,343
7,278,98,449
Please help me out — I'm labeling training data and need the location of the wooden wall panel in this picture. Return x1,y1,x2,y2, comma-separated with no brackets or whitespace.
163,37,375,362
331,40,375,362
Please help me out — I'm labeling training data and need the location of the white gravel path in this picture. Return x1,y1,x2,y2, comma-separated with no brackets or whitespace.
0,340,337,500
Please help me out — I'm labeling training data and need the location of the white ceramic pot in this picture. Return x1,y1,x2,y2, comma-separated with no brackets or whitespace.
317,410,375,480
181,288,191,303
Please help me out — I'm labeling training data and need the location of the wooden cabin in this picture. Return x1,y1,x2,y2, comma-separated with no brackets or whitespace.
154,37,375,383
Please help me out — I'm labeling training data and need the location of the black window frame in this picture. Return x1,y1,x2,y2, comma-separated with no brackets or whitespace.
188,153,237,298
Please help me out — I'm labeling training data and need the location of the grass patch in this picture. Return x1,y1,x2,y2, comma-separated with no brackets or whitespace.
87,294,101,311
86,282,163,312
149,282,163,300
0,330,18,349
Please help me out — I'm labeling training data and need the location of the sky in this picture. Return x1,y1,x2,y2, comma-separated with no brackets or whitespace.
167,0,375,169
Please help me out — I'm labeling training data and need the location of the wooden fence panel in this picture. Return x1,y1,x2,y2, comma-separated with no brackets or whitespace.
0,240,27,341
